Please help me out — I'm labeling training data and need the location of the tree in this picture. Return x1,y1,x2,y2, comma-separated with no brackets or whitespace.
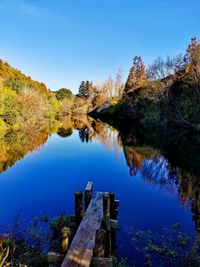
104,76,114,99
147,54,188,81
167,38,200,129
78,81,86,97
124,56,147,95
91,71,123,108
115,67,124,99
55,88,73,101
187,37,200,95
78,80,93,99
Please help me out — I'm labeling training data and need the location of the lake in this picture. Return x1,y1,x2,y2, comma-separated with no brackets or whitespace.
0,115,199,265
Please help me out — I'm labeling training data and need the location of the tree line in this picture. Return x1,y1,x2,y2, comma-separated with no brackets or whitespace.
77,68,124,107
95,37,200,131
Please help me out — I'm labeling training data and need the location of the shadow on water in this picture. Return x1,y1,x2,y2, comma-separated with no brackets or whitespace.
115,121,200,233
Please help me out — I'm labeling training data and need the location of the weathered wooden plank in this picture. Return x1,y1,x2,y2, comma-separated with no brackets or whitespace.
61,192,103,267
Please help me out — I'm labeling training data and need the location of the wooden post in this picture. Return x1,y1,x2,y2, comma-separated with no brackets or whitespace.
103,193,111,256
85,181,93,210
111,227,116,256
115,208,119,216
109,193,115,220
75,191,83,224
114,199,119,221
61,227,71,252
91,257,114,267
47,252,63,267
110,195,119,256
103,193,110,222
93,229,106,257
114,199,119,208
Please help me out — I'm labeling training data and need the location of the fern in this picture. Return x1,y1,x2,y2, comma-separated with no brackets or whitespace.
0,247,9,267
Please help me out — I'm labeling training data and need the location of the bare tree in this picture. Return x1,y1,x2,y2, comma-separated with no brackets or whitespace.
147,54,188,81
115,67,124,99
104,76,114,98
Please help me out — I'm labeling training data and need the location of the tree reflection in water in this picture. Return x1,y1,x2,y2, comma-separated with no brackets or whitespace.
79,127,90,143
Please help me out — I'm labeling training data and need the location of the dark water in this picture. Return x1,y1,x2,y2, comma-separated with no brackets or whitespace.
0,115,199,264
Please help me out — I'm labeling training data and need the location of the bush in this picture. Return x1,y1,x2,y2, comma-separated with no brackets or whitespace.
55,88,73,101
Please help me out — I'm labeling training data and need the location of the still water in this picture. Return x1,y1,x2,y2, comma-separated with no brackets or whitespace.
0,116,199,263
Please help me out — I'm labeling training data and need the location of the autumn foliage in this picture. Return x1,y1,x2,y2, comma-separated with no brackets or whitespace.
113,38,200,130
0,59,61,135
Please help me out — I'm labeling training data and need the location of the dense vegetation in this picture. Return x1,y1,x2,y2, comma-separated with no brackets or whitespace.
0,214,76,267
0,60,61,137
54,88,74,114
54,88,73,101
92,38,200,132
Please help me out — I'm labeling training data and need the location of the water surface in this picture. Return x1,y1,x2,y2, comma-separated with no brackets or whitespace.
0,115,199,263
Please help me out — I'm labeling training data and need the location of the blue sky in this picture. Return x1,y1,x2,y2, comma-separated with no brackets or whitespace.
0,0,199,93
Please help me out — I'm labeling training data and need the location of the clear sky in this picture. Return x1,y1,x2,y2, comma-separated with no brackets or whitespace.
0,0,199,93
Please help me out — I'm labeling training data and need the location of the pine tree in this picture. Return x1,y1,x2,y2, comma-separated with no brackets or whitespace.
78,80,93,99
78,81,85,97
124,56,147,96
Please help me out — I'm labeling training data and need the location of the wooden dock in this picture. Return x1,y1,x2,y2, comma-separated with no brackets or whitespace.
61,192,103,267
47,182,119,267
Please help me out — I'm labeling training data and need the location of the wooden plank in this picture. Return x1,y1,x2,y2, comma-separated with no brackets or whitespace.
61,192,103,267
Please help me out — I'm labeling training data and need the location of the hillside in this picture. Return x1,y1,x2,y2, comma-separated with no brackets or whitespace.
91,38,200,132
0,60,61,136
